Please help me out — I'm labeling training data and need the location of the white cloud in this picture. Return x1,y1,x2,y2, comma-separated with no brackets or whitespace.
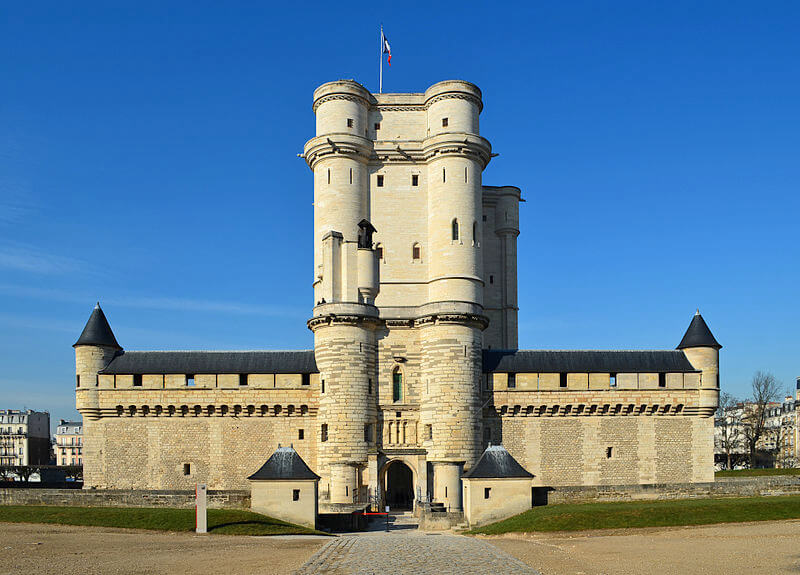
0,244,83,274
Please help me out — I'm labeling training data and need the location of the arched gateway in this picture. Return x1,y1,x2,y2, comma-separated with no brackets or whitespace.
382,460,414,510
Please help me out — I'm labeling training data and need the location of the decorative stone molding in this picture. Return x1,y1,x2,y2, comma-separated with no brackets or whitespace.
424,92,483,112
312,93,370,113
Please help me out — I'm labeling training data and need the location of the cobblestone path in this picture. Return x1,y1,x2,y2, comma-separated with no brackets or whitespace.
294,533,540,575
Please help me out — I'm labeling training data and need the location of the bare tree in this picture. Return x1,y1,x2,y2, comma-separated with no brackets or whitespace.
742,371,782,468
715,392,743,470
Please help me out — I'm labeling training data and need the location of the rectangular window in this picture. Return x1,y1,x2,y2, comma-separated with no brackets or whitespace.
302,373,310,386
507,373,516,389
364,423,372,442
347,118,354,128
484,487,491,499
425,424,433,441
321,423,328,442
133,374,142,387
349,168,353,184
327,168,330,184
374,122,380,131
321,379,325,393
411,174,419,186
186,375,195,387
606,447,613,459
412,245,421,260
392,371,403,402
482,215,487,222
239,374,248,386
298,429,304,440
183,463,191,476
442,167,446,183
368,378,373,394
76,374,80,387
489,275,494,284
442,117,448,127
559,373,568,388
610,373,617,387
293,489,300,501
377,174,384,187
659,373,667,388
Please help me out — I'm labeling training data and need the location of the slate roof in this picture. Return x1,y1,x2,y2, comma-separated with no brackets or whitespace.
677,311,722,350
100,350,317,374
73,303,122,349
464,445,533,479
248,446,320,481
482,350,698,373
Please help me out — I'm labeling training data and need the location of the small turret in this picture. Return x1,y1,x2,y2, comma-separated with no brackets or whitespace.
74,303,122,420
677,310,721,416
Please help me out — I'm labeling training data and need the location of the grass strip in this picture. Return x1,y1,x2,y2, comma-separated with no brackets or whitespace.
0,505,323,536
715,468,800,477
469,495,800,535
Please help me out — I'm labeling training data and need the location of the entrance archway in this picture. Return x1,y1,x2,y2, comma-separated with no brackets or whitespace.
383,460,414,510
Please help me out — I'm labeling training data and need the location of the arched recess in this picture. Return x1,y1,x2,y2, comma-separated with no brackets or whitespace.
392,366,404,403
380,459,416,511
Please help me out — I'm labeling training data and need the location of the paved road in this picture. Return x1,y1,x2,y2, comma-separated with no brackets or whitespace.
295,533,540,575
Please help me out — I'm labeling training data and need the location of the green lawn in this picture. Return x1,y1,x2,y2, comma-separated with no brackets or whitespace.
0,506,324,536
469,495,800,535
716,468,800,477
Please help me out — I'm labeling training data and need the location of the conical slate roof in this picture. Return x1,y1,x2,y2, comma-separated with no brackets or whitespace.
677,311,722,350
463,444,533,479
73,303,122,349
248,446,320,481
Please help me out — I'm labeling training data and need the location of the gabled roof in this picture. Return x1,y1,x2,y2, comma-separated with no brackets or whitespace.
99,350,317,375
247,446,320,481
73,303,122,349
464,445,533,479
677,311,722,350
482,350,698,373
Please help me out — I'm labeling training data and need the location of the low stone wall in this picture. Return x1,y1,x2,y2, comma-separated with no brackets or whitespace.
544,475,800,505
0,488,249,509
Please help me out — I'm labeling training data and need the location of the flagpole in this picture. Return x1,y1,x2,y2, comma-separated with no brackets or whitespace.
379,25,383,93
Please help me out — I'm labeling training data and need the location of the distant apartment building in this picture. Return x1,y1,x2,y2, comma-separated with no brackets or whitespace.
55,420,83,466
0,410,51,466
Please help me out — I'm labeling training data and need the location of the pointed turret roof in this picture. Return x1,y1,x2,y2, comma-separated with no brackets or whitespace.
247,446,320,481
73,303,122,349
677,310,722,350
463,444,533,479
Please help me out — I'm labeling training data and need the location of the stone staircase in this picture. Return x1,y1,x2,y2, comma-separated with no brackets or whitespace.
388,510,419,530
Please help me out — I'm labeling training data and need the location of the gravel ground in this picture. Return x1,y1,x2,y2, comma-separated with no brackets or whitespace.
0,523,326,575
485,519,800,575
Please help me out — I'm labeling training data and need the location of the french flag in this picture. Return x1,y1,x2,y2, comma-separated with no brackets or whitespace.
382,31,392,66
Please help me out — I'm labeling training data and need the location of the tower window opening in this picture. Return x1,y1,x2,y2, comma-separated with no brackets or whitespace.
186,375,195,387
374,122,380,131
321,423,328,442
659,373,667,388
364,423,372,442
443,167,446,182
347,118,354,128
489,275,494,284
483,215,487,222
321,379,325,393
76,375,80,387
133,374,142,387
465,167,468,182
392,368,403,402
183,463,191,476
411,174,419,186
451,219,459,241
610,373,617,387
606,447,613,459
327,168,330,184
293,489,300,501
425,424,433,441
484,487,491,499
368,378,373,394
298,429,304,440
412,243,421,260
442,117,448,127
507,373,516,389
349,168,353,184
376,244,383,260
377,174,384,187
559,373,567,388
239,374,248,386
473,221,478,245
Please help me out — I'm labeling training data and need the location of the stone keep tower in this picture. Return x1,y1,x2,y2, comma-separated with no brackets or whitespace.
304,80,493,510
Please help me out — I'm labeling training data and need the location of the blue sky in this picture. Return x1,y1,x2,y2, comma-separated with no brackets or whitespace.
2,1,798,426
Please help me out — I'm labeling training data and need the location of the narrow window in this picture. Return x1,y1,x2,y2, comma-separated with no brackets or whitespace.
392,368,403,402
473,221,478,244
186,375,195,387
376,244,383,260
349,168,353,184
411,174,419,187
443,167,446,182
412,243,421,260
298,429,304,440
484,487,491,499
321,423,328,442
347,118,354,128
346,486,349,497
465,166,468,182
508,373,516,389
445,487,448,497
451,219,459,241
425,424,433,441
239,374,248,386
302,373,310,386
489,275,494,284
183,463,191,476
606,447,613,459
368,378,373,394
76,375,80,387
374,122,380,131
559,373,567,388
482,215,487,222
442,117,448,127
327,168,330,184
133,374,142,387
659,373,667,388
610,373,617,387
364,423,371,442
377,174,384,187
321,379,325,394
293,489,300,501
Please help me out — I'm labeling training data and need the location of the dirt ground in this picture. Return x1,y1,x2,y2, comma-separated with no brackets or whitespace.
486,519,800,575
0,523,326,575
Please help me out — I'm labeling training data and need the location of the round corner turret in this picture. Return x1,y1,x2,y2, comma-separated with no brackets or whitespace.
312,80,373,137
425,80,483,137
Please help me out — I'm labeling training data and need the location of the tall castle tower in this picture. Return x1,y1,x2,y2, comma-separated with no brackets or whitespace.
304,80,502,510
